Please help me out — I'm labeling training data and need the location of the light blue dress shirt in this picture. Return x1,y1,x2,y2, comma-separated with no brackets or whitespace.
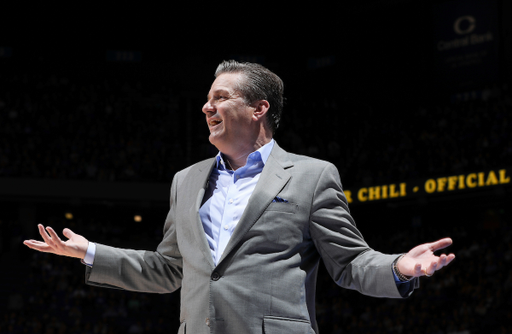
199,139,275,265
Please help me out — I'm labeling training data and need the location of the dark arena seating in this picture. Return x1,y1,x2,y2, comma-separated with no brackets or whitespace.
1,1,512,332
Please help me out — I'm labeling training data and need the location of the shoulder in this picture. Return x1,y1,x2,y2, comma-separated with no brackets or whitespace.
271,144,345,191
172,157,215,187
287,151,333,167
177,157,215,175
272,143,338,172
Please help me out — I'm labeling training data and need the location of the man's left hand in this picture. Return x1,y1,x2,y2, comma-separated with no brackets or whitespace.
397,238,455,278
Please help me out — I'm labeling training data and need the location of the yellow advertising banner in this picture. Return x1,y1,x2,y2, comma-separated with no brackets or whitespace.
344,168,511,205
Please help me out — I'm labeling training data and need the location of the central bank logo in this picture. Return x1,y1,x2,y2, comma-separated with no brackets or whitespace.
454,15,476,35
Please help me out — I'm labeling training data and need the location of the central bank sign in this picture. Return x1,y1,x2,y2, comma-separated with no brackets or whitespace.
433,0,499,91
436,14,494,51
345,168,510,205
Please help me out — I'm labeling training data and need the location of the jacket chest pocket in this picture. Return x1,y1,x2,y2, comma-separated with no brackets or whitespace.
266,202,298,214
263,316,313,334
258,202,311,247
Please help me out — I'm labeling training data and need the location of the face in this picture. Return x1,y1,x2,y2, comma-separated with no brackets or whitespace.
202,73,257,155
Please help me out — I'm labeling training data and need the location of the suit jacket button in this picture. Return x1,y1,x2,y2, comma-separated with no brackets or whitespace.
205,318,210,327
211,271,221,281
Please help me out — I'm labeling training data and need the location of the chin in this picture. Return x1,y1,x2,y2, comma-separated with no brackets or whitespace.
208,135,224,151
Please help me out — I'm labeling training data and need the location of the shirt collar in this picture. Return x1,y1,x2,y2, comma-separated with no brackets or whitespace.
215,139,275,170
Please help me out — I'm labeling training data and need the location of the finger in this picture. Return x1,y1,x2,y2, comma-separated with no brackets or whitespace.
23,240,53,253
445,253,456,266
436,253,456,270
413,263,422,277
426,261,438,276
437,254,447,269
46,226,62,241
38,224,54,246
46,226,65,250
429,238,453,252
62,228,74,239
24,239,47,247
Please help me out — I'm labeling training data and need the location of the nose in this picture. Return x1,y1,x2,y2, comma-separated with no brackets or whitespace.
202,100,215,115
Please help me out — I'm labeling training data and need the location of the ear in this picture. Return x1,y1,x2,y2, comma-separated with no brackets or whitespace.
251,100,270,122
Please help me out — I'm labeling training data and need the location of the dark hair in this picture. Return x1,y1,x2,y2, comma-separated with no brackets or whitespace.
215,60,284,134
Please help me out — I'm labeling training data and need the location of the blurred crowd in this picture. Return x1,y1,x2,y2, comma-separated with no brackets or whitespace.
279,87,512,188
0,67,187,183
1,64,511,188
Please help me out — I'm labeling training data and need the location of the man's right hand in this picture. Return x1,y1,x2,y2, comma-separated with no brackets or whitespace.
23,224,89,259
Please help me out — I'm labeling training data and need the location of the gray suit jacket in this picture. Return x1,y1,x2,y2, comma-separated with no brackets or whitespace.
86,143,419,333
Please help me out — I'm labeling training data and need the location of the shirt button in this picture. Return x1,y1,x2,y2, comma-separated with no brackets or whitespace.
205,318,210,327
229,199,234,204
224,225,229,230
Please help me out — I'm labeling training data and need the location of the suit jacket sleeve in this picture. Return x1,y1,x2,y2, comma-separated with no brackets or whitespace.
310,162,419,298
84,173,184,293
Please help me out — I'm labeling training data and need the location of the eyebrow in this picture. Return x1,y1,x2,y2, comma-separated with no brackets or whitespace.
207,89,230,101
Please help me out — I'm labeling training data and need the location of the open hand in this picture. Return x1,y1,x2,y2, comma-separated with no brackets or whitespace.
397,237,455,278
23,224,89,259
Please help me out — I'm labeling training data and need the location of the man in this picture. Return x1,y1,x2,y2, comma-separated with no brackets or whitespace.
24,60,455,334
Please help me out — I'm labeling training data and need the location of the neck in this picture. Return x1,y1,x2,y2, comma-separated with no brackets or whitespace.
223,137,272,170
224,157,238,171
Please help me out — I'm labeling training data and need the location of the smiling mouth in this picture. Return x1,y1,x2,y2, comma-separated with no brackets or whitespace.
209,119,222,127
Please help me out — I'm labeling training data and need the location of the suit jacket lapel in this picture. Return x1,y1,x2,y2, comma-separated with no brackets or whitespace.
218,143,293,265
181,158,216,269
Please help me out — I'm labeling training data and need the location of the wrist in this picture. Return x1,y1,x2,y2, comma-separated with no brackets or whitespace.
393,254,412,282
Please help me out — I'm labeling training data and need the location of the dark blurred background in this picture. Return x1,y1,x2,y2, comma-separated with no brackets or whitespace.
1,0,512,333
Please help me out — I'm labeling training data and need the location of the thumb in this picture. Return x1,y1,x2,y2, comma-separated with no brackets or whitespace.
430,237,453,251
62,228,74,239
